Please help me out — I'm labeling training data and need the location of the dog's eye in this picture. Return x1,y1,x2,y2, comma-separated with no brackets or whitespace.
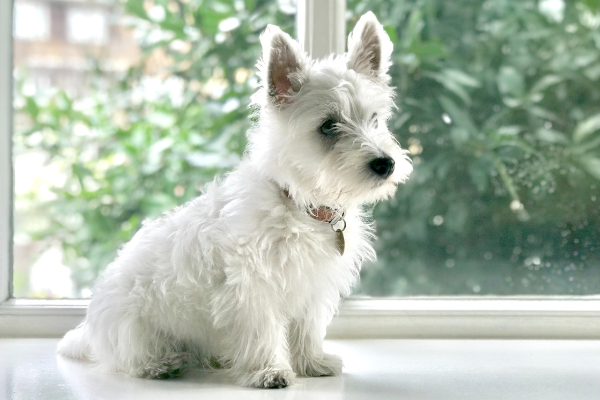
320,119,338,136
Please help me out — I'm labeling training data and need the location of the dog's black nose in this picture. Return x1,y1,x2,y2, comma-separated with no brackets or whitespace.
369,157,395,179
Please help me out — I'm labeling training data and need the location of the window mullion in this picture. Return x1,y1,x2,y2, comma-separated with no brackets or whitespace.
0,0,14,304
297,0,346,59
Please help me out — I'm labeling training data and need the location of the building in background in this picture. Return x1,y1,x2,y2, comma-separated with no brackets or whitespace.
13,0,140,96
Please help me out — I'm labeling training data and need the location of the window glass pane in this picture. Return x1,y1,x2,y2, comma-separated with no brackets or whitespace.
349,0,600,295
13,0,295,298
14,0,600,299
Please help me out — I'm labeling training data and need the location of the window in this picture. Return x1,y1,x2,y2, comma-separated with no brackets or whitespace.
13,1,50,41
2,0,600,339
348,0,600,296
11,0,295,298
66,7,109,45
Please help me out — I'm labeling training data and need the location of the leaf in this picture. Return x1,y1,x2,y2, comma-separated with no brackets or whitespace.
160,17,186,36
438,95,478,135
125,1,148,20
393,112,411,131
424,71,472,105
497,66,525,98
403,9,424,48
140,193,177,217
147,112,177,129
407,41,447,62
383,25,398,44
502,97,522,108
185,151,239,168
573,114,600,143
536,128,568,143
571,135,600,154
149,137,174,155
580,0,600,12
443,69,481,88
197,8,230,35
526,106,559,121
491,137,537,154
497,126,522,136
25,96,39,117
579,157,600,181
55,91,72,111
584,64,600,81
450,127,470,144
531,75,562,93
468,160,489,193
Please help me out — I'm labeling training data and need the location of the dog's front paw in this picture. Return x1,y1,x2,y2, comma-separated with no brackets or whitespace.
142,352,188,379
243,368,295,389
295,353,343,377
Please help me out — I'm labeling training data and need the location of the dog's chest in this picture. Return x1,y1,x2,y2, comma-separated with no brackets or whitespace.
225,207,368,301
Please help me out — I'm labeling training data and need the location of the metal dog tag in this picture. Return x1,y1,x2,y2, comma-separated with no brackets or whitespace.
335,229,345,256
331,216,346,256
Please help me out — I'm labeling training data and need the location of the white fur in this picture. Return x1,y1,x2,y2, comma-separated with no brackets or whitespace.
57,13,412,389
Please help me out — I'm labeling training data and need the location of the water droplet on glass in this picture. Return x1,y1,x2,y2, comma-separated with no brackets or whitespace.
510,200,524,211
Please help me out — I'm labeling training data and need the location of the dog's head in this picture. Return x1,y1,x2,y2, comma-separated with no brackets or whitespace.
249,12,412,209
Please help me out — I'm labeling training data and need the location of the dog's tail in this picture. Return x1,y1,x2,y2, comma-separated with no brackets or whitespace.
57,322,90,360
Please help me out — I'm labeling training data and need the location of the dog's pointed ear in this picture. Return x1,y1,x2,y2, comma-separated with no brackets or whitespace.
260,25,307,106
346,12,393,81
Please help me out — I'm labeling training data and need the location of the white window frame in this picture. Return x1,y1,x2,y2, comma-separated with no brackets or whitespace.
2,0,600,339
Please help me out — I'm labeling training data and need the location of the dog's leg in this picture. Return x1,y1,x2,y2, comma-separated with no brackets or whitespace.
288,312,343,377
227,317,294,388
139,351,188,379
212,287,295,388
91,316,187,379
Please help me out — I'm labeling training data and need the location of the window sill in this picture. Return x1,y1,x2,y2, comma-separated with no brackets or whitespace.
3,338,600,399
2,297,600,339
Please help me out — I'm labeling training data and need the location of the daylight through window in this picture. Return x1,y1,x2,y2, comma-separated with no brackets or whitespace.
11,0,600,298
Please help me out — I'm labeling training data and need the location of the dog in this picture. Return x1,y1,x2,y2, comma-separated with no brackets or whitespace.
57,11,412,389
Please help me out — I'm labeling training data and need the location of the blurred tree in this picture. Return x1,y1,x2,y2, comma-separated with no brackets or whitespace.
348,0,600,295
14,0,295,295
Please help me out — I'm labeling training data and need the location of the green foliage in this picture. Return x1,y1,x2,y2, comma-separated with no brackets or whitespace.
14,0,600,296
14,0,294,294
348,0,600,295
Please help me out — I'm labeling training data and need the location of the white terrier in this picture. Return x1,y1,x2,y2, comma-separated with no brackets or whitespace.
58,12,412,389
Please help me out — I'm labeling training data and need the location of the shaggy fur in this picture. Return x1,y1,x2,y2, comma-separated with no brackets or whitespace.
57,12,412,389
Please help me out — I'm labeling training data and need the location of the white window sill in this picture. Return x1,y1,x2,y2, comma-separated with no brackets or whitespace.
2,297,600,339
1,338,599,400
